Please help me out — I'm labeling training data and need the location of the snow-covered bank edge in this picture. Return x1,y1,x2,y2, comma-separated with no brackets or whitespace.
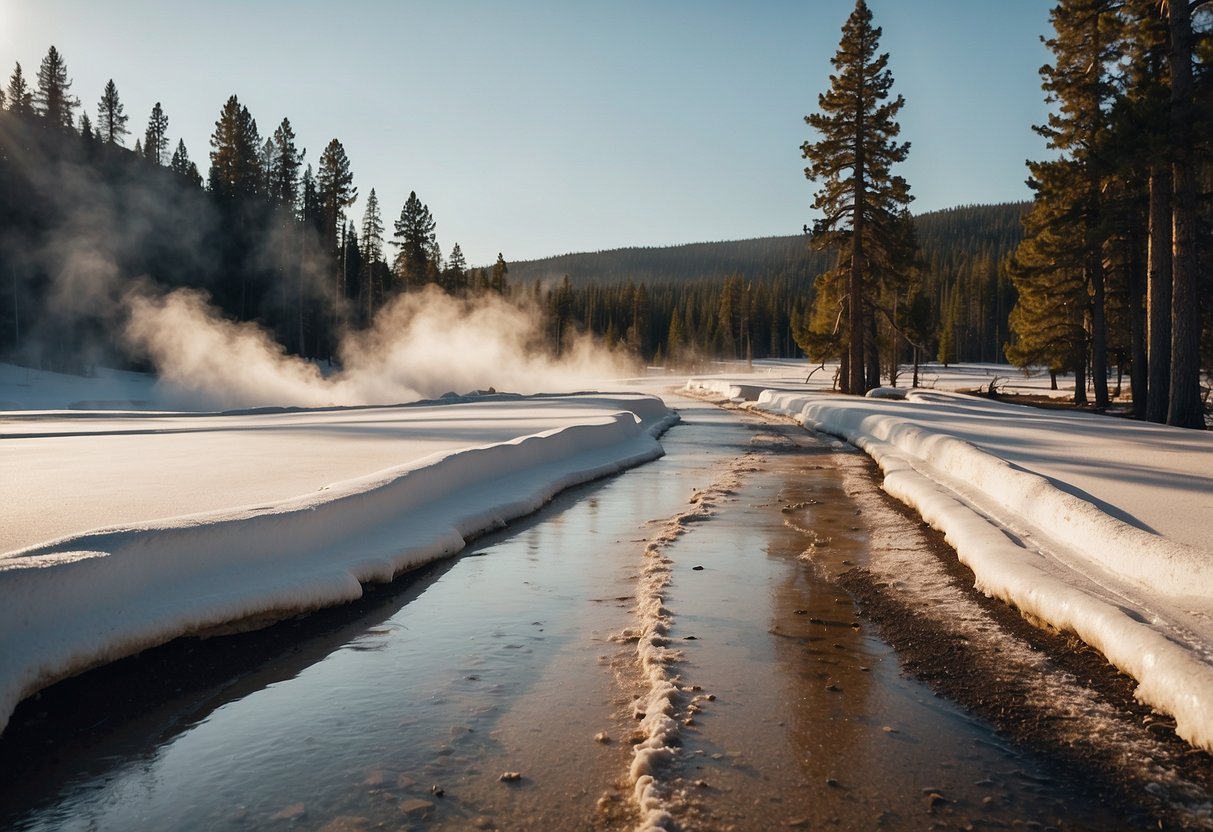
684,380,1213,752
0,400,679,737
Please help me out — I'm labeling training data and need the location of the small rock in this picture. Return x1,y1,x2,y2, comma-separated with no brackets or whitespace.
692,565,705,571
594,731,611,743
430,784,445,797
793,609,808,615
499,771,522,782
705,693,716,701
684,717,696,726
684,635,698,640
399,798,434,816
472,817,496,830
825,777,841,788
825,683,840,692
694,779,709,788
272,802,307,821
882,725,898,734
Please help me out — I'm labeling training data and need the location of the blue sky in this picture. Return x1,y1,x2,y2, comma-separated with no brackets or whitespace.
1,1,1054,266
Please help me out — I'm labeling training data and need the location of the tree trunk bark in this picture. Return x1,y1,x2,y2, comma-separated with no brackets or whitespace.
1166,0,1204,428
1146,160,1172,422
1087,179,1109,409
1127,222,1148,419
849,228,866,395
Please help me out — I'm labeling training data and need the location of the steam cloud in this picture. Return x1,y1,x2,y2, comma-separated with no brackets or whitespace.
7,127,630,410
124,285,632,410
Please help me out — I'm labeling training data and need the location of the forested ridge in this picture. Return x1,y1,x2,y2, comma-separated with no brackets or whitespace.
2,0,1210,427
509,202,1027,367
0,43,1027,377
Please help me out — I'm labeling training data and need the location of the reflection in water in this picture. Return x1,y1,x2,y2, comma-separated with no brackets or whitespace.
636,425,1128,831
0,403,1129,831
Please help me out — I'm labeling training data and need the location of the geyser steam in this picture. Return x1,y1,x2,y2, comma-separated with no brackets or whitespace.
124,285,631,410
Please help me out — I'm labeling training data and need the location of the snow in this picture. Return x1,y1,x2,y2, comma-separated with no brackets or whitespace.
685,363,1213,751
0,364,677,736
5,355,1211,758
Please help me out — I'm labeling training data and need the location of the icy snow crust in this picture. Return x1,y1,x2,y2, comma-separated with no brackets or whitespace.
0,392,677,736
736,383,1213,751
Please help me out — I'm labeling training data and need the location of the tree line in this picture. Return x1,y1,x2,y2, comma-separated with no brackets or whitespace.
794,0,1209,424
3,6,1209,426
1006,0,1212,427
0,45,510,370
510,202,1026,372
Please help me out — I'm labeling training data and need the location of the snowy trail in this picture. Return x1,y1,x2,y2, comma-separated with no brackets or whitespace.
705,382,1213,751
0,392,676,736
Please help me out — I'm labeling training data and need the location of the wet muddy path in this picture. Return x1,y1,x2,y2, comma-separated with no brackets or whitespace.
0,397,1139,830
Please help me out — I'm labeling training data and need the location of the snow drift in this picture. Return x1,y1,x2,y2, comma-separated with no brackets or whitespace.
741,384,1213,751
0,393,677,736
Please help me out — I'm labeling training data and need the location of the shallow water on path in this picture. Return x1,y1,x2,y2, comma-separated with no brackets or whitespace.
0,397,1127,831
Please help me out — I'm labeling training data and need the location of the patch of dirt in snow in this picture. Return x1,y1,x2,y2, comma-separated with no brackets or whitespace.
830,447,1213,830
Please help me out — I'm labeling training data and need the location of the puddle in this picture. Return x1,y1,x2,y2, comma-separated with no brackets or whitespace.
0,399,1135,831
646,430,1129,830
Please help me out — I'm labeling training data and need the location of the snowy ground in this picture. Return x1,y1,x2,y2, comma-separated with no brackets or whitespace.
685,360,1213,753
5,356,1211,760
0,363,676,736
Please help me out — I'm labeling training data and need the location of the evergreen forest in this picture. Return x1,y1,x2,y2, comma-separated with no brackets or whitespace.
2,0,1211,427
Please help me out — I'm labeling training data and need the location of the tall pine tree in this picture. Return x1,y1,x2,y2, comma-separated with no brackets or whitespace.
33,46,78,130
391,191,436,289
802,0,913,393
5,63,33,117
96,79,128,146
143,101,169,164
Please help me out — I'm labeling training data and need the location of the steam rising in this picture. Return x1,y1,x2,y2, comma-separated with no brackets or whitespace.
125,285,630,410
8,127,629,410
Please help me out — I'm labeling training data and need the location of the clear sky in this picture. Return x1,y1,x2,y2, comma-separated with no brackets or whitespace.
1,0,1054,267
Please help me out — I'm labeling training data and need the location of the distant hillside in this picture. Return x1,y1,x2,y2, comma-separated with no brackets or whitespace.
507,203,1028,289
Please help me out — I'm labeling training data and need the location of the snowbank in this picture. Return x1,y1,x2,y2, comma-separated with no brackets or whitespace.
0,394,677,736
750,386,1213,751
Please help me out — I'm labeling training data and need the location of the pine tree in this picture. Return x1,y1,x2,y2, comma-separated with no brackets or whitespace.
169,139,203,186
317,138,356,251
802,0,913,393
1032,0,1121,409
359,188,385,320
208,95,261,200
5,63,33,117
267,118,301,207
142,101,169,164
299,163,323,233
390,191,436,288
1007,158,1092,401
491,253,509,295
33,46,79,129
444,242,468,295
1163,0,1206,428
96,79,127,146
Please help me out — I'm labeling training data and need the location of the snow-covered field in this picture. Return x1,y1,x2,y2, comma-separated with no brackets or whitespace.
687,360,1213,752
0,363,676,735
5,356,1211,760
